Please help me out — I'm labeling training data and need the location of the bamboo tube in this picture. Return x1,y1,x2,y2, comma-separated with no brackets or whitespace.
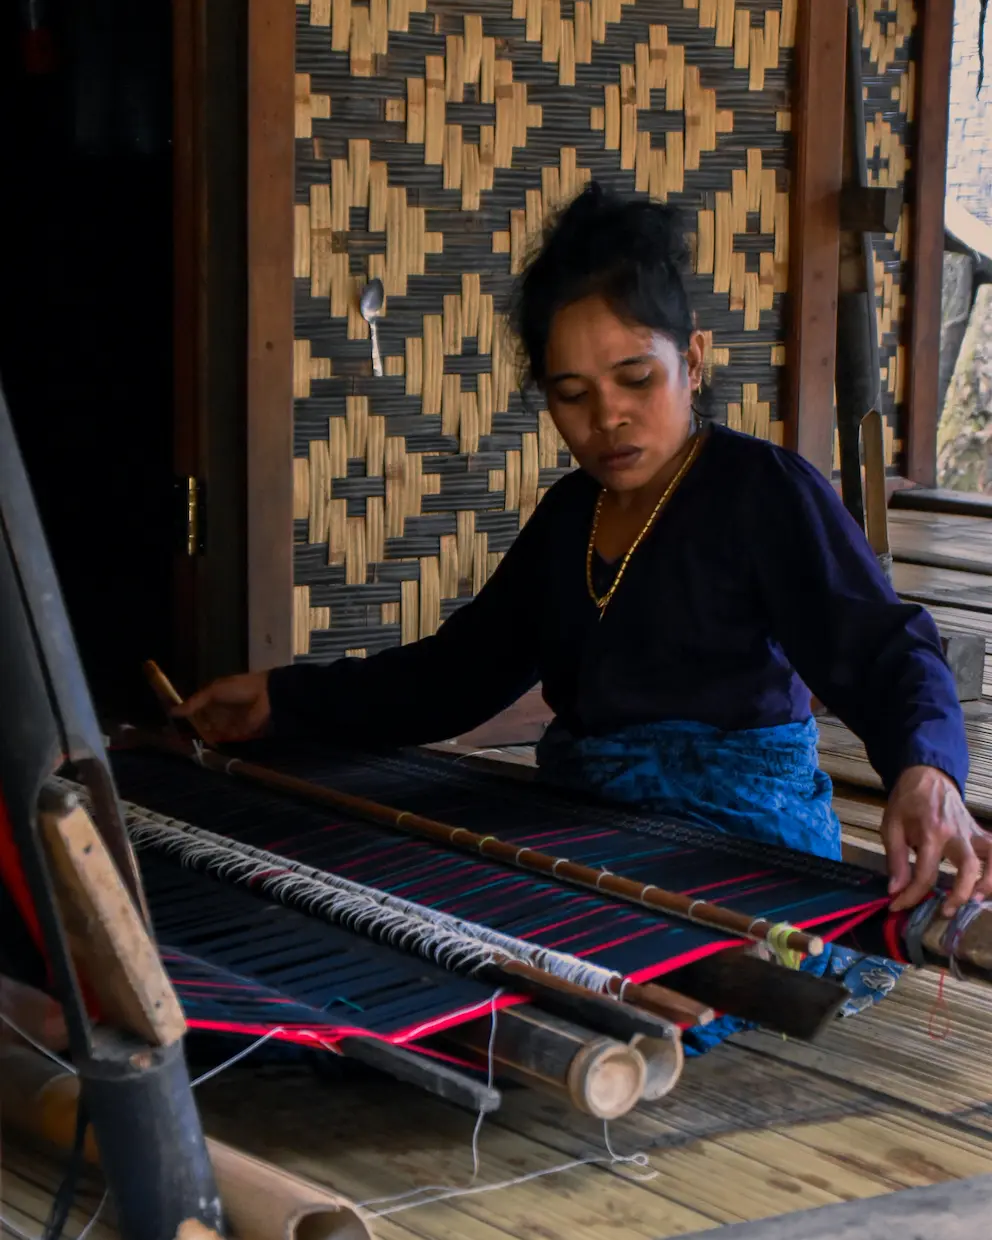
442,1007,648,1119
141,666,822,958
921,904,992,978
0,1044,372,1240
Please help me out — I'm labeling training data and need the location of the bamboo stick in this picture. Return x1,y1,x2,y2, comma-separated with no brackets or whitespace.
141,662,823,958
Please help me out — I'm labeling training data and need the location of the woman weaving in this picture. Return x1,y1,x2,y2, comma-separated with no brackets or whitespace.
180,186,991,1043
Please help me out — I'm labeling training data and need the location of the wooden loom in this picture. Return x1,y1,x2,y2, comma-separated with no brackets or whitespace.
29,661,974,1129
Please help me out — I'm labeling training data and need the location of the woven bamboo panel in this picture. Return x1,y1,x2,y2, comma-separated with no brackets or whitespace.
832,0,917,476
293,0,796,660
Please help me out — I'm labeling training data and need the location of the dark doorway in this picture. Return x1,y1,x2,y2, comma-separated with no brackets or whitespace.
0,3,177,723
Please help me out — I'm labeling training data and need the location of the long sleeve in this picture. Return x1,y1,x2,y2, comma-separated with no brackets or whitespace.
266,504,547,748
750,448,969,794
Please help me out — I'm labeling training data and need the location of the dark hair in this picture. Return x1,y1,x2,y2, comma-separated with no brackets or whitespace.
509,182,696,387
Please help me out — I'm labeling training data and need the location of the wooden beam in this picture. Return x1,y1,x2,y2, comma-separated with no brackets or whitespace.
905,0,955,487
665,949,849,1041
40,798,186,1047
891,487,992,519
783,0,847,476
246,0,295,670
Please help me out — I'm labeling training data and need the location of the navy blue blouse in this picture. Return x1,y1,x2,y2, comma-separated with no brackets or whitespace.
269,425,969,795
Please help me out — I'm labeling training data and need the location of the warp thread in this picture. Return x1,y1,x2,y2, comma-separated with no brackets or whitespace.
53,777,631,1000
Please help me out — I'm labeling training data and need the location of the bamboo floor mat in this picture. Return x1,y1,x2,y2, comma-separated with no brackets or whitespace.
0,1144,111,1240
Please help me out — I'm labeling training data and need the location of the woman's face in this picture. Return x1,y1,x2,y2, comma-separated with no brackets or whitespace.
543,295,706,494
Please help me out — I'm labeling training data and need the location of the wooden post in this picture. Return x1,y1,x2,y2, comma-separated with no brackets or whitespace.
905,0,955,487
39,796,186,1048
246,0,295,670
784,0,848,476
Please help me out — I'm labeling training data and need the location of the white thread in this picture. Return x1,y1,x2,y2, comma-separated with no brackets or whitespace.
0,1012,77,1076
453,749,504,765
356,989,504,1210
686,900,703,923
354,983,656,1219
618,978,632,1002
190,1027,286,1087
191,740,206,766
595,871,613,890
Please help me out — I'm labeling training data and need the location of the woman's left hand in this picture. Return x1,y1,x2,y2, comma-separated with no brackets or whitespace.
883,765,992,916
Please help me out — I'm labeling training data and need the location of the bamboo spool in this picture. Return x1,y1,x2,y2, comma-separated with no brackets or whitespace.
0,1045,372,1240
921,903,992,977
443,1007,649,1120
630,1033,684,1101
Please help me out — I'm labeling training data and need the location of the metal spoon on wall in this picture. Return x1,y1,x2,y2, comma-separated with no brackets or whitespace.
360,279,384,377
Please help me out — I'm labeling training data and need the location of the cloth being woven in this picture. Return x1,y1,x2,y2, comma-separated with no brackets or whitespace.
535,716,901,1053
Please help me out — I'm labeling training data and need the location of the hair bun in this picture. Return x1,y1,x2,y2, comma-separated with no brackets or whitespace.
510,180,696,385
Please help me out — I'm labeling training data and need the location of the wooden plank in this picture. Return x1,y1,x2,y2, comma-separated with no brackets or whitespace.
783,0,846,476
892,561,992,615
905,0,954,488
677,1171,992,1239
892,489,992,519
40,799,186,1047
247,0,295,669
890,511,992,574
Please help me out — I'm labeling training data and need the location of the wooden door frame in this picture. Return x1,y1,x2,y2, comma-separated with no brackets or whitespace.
246,0,295,671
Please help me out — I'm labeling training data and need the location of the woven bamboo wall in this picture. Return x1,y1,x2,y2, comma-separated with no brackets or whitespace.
831,0,918,475
291,0,797,661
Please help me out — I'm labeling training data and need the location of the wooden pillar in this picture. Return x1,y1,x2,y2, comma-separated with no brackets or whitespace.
246,0,295,670
784,0,848,477
905,0,955,488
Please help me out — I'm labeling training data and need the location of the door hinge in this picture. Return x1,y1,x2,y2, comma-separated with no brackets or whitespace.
175,476,206,556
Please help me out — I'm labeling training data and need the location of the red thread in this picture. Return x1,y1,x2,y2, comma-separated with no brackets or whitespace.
927,969,952,1041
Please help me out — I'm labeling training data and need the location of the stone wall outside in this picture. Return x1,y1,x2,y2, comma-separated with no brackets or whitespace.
946,0,992,224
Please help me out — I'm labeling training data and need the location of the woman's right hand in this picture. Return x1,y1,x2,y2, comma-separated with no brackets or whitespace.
172,672,272,745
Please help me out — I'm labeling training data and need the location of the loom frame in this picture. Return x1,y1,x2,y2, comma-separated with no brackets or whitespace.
0,381,222,1240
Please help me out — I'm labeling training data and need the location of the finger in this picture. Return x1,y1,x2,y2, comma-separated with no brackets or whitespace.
972,835,992,901
941,840,981,917
882,818,912,898
889,833,944,912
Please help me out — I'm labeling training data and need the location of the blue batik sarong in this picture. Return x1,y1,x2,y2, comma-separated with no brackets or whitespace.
535,717,902,1054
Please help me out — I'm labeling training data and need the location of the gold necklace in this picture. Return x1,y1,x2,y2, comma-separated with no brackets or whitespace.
585,433,704,616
